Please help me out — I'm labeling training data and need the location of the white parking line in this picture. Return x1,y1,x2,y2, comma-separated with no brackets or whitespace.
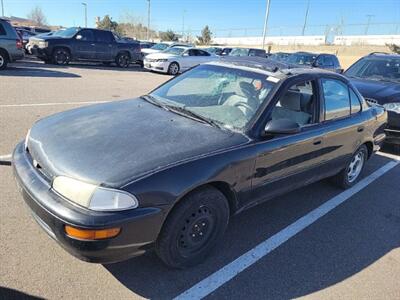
0,100,111,108
0,154,12,161
175,160,399,300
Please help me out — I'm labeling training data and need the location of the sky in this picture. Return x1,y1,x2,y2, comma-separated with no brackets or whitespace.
2,0,400,37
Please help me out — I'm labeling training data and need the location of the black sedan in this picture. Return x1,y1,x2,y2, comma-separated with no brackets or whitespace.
13,57,387,268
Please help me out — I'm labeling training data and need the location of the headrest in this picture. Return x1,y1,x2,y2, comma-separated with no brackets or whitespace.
239,82,256,99
280,91,301,111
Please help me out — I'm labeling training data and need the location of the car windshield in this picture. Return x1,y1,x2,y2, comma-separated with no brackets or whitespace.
287,53,316,65
204,47,219,54
163,47,186,55
345,57,400,82
229,48,250,56
149,64,276,130
151,43,169,50
56,27,80,38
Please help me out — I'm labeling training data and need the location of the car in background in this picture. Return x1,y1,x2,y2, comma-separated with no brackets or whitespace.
203,47,232,56
30,27,142,68
139,41,156,49
268,52,290,62
286,52,342,73
345,52,400,148
0,18,24,69
26,30,64,54
15,28,37,53
144,47,217,75
229,47,266,58
141,42,192,56
13,58,386,268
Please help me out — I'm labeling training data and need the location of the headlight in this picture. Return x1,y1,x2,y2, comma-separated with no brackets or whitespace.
38,41,48,48
52,176,138,211
156,59,168,62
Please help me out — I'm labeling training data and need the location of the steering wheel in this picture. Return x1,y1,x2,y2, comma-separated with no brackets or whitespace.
234,102,256,116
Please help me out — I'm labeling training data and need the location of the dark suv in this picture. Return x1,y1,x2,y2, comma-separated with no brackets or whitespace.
345,52,400,148
31,27,142,68
286,52,343,73
0,18,24,69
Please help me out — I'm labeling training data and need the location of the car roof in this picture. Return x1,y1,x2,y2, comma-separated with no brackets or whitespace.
367,52,400,58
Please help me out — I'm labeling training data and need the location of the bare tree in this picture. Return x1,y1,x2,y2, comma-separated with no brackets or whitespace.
27,6,47,26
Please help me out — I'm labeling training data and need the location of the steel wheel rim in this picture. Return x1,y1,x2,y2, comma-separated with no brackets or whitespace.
170,63,178,75
177,205,216,257
0,55,4,67
347,151,364,183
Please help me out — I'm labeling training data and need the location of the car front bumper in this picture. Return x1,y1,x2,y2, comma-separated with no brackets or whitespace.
12,142,166,264
143,60,169,73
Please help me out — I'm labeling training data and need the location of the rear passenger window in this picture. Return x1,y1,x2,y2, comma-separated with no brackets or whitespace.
0,24,6,36
350,88,362,114
95,30,113,43
322,79,351,120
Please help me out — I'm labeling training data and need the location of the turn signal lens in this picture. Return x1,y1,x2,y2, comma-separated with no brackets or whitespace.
65,225,121,240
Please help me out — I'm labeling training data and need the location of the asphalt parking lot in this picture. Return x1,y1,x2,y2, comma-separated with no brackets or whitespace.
1,59,399,300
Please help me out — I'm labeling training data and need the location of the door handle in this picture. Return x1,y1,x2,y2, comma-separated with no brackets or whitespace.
357,126,364,132
313,138,322,145
91,43,95,46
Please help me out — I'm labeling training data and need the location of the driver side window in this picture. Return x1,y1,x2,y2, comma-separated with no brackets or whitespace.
271,80,316,126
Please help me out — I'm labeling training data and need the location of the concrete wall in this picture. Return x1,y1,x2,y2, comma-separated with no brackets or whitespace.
213,35,326,46
333,35,400,46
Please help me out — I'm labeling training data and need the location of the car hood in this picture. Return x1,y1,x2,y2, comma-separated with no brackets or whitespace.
348,77,400,104
142,48,161,55
26,98,247,188
145,52,178,60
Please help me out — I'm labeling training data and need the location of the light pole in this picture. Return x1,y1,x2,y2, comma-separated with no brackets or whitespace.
365,14,374,35
262,0,271,49
182,9,186,41
1,0,4,17
82,2,87,27
302,0,310,36
147,0,151,40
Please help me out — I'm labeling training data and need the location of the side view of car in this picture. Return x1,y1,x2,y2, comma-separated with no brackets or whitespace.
229,47,267,58
30,27,142,68
203,46,232,56
0,18,24,70
15,28,37,53
141,42,193,56
345,52,400,148
268,51,290,62
144,46,217,75
13,57,386,269
286,51,343,73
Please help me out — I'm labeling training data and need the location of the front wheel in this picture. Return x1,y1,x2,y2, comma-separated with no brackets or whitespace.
52,48,70,65
0,50,9,70
332,145,368,189
167,62,180,75
115,53,130,68
155,186,230,268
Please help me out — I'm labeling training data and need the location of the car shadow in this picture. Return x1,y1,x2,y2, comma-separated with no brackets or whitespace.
0,65,81,78
0,286,44,299
104,155,399,299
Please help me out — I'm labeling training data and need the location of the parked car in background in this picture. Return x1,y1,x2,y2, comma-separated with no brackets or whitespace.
203,47,232,56
26,30,64,54
286,52,343,73
139,41,156,49
13,57,386,268
15,28,37,53
229,47,266,58
268,52,290,62
141,42,192,56
30,27,142,68
345,52,400,148
144,47,217,75
0,18,24,69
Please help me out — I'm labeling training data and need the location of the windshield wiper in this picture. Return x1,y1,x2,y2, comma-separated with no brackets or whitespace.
165,105,222,129
140,95,171,110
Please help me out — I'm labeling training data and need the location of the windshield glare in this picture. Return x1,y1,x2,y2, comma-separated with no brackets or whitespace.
163,47,185,55
151,43,169,50
56,27,79,38
229,48,250,56
345,57,400,81
150,64,276,130
287,53,316,65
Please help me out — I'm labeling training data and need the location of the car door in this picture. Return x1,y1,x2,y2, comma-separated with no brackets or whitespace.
180,49,197,71
94,30,114,61
249,77,327,205
316,77,366,172
73,29,96,60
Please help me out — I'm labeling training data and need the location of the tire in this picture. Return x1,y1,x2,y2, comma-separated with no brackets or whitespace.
155,186,230,269
332,145,368,189
0,49,9,70
115,52,130,68
52,48,70,65
167,62,180,75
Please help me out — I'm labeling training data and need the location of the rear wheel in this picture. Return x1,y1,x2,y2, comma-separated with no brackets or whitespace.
332,145,368,189
167,62,180,75
0,50,9,70
155,186,229,268
116,52,130,68
52,48,70,65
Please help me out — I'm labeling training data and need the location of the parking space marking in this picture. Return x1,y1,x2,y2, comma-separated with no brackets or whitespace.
0,100,111,108
0,154,12,161
175,160,399,300
377,151,400,161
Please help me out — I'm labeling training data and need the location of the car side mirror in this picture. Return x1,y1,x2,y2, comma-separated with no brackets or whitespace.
76,35,82,40
338,68,344,74
263,119,301,135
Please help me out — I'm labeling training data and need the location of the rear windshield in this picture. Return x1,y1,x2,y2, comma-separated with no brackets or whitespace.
345,57,400,82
